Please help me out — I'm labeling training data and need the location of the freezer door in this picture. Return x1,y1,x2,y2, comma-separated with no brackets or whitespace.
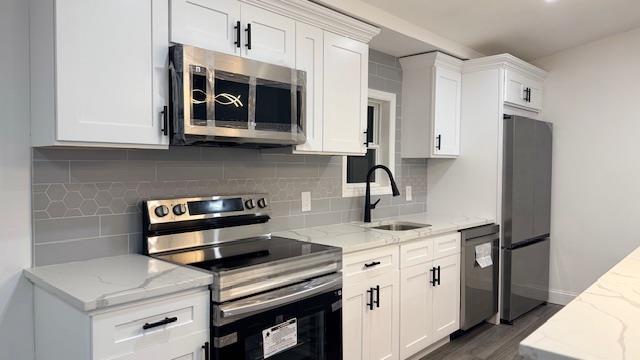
502,116,552,247
501,238,550,322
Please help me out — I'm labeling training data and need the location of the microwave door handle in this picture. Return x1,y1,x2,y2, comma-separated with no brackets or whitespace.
218,274,341,319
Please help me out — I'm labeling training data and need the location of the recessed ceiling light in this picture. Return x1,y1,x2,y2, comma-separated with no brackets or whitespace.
545,0,558,3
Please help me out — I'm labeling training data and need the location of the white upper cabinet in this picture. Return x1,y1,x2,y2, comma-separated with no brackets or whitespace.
241,3,296,67
504,69,543,111
294,22,324,153
170,0,241,55
31,0,170,148
400,52,463,158
433,67,462,156
322,31,369,155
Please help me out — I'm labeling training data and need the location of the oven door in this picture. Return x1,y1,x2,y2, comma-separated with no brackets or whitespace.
211,273,342,360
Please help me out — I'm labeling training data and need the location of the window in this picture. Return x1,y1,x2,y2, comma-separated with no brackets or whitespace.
342,89,396,197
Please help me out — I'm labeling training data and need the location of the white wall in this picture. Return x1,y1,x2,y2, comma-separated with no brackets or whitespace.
0,0,34,359
534,27,640,304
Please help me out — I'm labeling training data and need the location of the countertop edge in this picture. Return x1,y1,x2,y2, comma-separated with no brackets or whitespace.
23,260,213,312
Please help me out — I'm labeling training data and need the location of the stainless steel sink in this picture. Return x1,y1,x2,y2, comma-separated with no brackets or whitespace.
371,221,431,231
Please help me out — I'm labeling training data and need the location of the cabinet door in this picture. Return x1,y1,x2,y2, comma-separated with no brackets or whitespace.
368,271,400,360
400,264,434,359
432,254,460,339
294,22,324,153
55,0,168,146
432,66,461,157
240,3,295,67
504,70,543,111
322,31,369,155
170,0,240,55
343,279,370,360
112,331,209,360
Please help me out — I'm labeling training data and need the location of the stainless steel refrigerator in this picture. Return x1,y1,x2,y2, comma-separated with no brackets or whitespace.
501,115,552,323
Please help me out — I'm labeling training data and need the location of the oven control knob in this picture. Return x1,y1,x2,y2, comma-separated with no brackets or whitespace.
257,198,268,209
154,205,169,217
245,199,256,209
173,204,187,216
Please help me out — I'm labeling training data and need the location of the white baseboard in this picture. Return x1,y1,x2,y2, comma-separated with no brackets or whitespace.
548,288,578,305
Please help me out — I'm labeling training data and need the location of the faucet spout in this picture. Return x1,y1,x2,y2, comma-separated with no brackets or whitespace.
364,165,400,223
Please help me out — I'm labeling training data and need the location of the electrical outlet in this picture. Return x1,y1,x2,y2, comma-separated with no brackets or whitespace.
406,186,412,201
301,192,311,212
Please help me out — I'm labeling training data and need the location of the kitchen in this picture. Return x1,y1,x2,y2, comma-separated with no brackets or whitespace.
2,0,640,359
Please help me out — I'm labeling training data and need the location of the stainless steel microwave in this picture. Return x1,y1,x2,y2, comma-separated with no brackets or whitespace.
169,45,306,147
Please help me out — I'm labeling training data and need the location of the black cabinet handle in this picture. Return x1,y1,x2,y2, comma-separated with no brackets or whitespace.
142,316,177,330
364,261,381,268
234,21,241,48
245,23,252,50
436,265,441,286
366,287,374,310
363,130,368,147
374,285,380,308
436,134,442,150
161,106,168,136
524,87,532,102
429,267,436,286
202,342,210,360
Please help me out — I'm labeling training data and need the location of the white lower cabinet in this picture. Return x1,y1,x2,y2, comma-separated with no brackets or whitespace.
399,264,434,359
344,233,461,360
343,246,400,360
34,287,210,360
432,254,461,339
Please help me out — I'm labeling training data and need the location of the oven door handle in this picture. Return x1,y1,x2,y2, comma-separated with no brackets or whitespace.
218,273,342,319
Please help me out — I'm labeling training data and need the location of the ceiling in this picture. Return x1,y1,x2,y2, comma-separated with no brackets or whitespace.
360,0,640,60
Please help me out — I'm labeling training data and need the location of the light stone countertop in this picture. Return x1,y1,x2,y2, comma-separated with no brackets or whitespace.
23,254,213,312
275,212,495,253
23,213,493,312
520,246,640,360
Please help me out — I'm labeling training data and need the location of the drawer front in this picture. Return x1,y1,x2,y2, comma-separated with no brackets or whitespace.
400,237,434,268
93,289,209,360
343,245,399,279
112,330,209,360
433,232,461,259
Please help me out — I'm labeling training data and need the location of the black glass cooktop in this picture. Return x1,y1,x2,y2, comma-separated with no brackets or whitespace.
155,236,338,273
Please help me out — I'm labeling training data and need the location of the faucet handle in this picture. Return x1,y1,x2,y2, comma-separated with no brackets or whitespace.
371,198,381,209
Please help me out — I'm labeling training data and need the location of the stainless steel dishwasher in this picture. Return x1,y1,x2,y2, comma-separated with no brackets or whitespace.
459,224,500,330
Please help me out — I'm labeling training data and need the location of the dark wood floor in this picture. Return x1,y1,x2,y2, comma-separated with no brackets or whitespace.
421,304,563,360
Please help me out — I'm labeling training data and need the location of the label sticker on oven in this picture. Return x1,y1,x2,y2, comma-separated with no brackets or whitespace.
262,318,297,358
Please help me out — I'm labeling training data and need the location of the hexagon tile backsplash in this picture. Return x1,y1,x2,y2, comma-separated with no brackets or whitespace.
30,50,429,266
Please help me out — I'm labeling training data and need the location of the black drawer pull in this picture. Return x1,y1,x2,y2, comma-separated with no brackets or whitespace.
142,316,178,330
364,261,381,268
436,265,441,285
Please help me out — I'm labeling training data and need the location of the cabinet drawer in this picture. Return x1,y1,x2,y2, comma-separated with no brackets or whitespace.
92,289,209,359
400,238,434,268
343,245,399,279
433,232,461,259
111,330,209,360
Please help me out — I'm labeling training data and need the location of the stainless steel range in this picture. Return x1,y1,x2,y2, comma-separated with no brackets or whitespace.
143,194,343,360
